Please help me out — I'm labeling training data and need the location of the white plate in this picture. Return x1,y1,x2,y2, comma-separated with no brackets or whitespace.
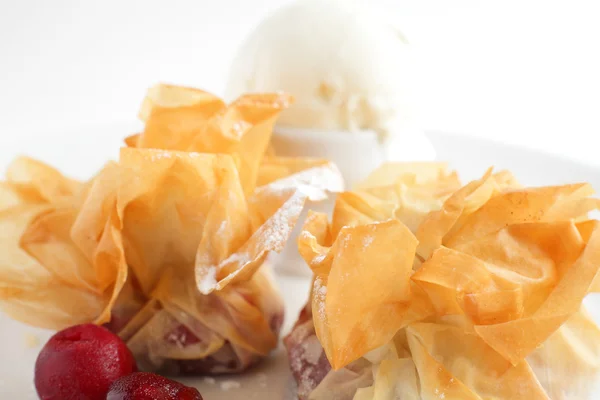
1,129,599,399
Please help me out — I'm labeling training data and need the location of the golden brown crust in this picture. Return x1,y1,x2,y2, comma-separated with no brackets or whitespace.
0,84,342,375
297,163,600,398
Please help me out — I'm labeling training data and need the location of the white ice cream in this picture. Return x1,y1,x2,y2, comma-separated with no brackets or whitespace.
226,0,433,151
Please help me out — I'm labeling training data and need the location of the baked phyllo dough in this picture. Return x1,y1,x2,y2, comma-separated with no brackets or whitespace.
286,163,600,399
0,84,342,375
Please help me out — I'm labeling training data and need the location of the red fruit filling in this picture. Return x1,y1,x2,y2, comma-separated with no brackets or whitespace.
284,304,332,400
107,372,203,400
34,323,137,400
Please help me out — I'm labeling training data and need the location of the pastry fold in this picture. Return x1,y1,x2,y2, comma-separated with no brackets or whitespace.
288,163,600,399
0,84,343,374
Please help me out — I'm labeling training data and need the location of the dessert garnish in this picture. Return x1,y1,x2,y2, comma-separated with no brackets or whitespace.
107,372,203,400
34,324,137,400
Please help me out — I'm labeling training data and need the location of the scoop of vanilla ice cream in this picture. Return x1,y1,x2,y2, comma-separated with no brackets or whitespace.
226,0,423,142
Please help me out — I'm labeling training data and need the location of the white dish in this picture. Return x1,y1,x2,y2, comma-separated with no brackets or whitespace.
1,128,599,398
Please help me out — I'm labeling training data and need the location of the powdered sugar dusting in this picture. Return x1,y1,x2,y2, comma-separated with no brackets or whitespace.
195,250,211,265
148,150,174,161
198,266,217,294
341,233,351,249
286,314,331,400
300,230,314,241
362,234,374,247
312,253,326,265
318,283,327,296
197,191,305,294
165,330,187,349
262,164,344,201
231,121,250,138
198,251,252,294
223,252,251,265
198,164,334,294
216,220,228,237
220,380,241,391
301,335,324,365
434,387,446,399
203,377,216,385
313,276,327,322
261,191,305,251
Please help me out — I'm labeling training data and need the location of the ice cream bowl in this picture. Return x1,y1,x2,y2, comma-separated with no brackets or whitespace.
272,126,436,187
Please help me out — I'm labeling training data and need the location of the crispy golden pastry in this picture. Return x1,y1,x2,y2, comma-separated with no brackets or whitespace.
287,163,600,399
0,84,342,374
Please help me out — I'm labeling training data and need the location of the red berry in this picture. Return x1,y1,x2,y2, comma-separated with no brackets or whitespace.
34,323,137,400
107,372,203,400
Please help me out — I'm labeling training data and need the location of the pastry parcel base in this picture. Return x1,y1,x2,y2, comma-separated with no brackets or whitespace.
0,84,343,374
287,163,600,399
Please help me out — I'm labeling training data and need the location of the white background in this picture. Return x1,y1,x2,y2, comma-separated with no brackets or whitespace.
1,0,599,167
1,2,600,397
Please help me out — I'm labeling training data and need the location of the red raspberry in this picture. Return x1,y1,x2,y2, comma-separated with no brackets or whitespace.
34,323,137,400
107,372,203,400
